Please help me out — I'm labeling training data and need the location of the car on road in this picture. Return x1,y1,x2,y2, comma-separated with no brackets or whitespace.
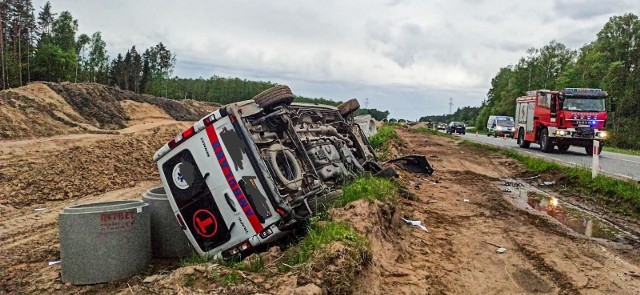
437,123,447,130
447,122,466,135
487,115,515,138
153,86,380,258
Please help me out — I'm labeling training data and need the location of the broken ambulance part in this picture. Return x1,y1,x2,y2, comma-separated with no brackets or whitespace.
59,200,150,285
386,155,434,175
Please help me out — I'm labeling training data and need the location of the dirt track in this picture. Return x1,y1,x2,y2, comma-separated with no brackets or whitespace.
1,123,640,294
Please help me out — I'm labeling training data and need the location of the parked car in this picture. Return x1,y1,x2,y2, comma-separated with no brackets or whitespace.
447,122,466,135
437,123,447,130
153,86,380,258
486,115,515,138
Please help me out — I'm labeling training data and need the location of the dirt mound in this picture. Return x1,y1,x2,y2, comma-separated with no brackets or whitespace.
0,126,182,208
0,84,97,139
120,100,173,124
0,82,218,139
44,82,217,127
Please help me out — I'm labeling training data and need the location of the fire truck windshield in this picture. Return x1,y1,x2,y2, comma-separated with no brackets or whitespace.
562,97,605,112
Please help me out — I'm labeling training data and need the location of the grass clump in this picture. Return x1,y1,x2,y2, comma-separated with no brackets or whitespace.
369,124,399,150
283,220,368,268
337,177,397,207
211,269,242,286
179,254,213,267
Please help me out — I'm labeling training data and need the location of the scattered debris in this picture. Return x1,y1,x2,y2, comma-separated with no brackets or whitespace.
48,261,61,266
523,175,541,180
386,155,434,175
401,217,429,232
496,248,507,254
542,181,556,186
34,208,46,211
463,199,470,203
428,199,438,204
502,188,512,192
502,181,523,187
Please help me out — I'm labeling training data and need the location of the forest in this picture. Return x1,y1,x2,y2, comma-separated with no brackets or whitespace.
476,13,640,149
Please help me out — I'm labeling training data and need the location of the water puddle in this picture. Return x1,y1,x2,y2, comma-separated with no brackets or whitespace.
526,192,620,240
502,179,638,244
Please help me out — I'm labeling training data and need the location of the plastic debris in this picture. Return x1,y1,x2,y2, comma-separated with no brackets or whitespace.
34,208,46,211
48,260,61,266
463,199,470,203
496,247,507,254
503,188,512,192
542,181,556,186
401,217,429,232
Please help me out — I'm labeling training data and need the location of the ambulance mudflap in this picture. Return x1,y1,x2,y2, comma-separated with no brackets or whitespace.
161,149,231,252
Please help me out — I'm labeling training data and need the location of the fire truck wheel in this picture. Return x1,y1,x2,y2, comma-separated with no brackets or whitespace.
517,128,530,148
539,128,553,153
557,144,570,152
585,144,603,156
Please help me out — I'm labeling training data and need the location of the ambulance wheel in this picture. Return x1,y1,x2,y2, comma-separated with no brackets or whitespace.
517,128,530,148
253,85,294,109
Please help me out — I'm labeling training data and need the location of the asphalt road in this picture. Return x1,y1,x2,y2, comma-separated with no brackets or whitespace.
456,131,640,181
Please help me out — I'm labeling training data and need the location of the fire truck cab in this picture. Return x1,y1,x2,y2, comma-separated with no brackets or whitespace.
514,88,608,155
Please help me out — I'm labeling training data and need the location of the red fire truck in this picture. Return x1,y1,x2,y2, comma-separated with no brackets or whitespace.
514,88,608,155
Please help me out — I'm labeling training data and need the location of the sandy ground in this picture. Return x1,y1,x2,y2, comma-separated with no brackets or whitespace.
1,123,639,294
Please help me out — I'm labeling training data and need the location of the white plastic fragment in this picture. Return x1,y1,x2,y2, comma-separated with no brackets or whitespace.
48,260,61,266
401,217,429,232
496,247,507,254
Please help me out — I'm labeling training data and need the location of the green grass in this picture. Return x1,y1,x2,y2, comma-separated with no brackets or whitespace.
179,254,213,267
603,146,640,156
369,124,399,150
211,269,242,286
283,220,368,269
462,140,640,217
337,177,397,207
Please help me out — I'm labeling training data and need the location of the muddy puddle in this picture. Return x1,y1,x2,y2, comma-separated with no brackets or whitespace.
502,179,639,244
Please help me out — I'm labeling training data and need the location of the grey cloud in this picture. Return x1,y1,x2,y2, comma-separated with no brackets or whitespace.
553,0,631,20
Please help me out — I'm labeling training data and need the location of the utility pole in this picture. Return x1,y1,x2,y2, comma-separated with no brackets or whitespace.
365,98,369,109
449,98,453,114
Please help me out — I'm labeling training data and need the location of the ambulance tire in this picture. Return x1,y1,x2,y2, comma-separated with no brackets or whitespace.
267,144,303,191
253,85,294,110
338,98,360,118
517,128,530,148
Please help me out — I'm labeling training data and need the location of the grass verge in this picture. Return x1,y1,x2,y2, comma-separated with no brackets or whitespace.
603,146,640,157
462,140,640,218
369,124,400,160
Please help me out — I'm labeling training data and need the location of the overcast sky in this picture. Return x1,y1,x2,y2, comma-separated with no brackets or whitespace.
34,0,640,119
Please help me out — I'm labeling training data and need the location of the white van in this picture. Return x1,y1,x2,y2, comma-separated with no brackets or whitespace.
487,115,515,138
153,86,378,258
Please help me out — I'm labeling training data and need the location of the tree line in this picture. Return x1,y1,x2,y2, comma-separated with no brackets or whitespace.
419,106,481,125
476,13,640,149
0,0,175,92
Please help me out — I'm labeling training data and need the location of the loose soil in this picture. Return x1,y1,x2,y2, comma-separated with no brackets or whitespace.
1,120,639,294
